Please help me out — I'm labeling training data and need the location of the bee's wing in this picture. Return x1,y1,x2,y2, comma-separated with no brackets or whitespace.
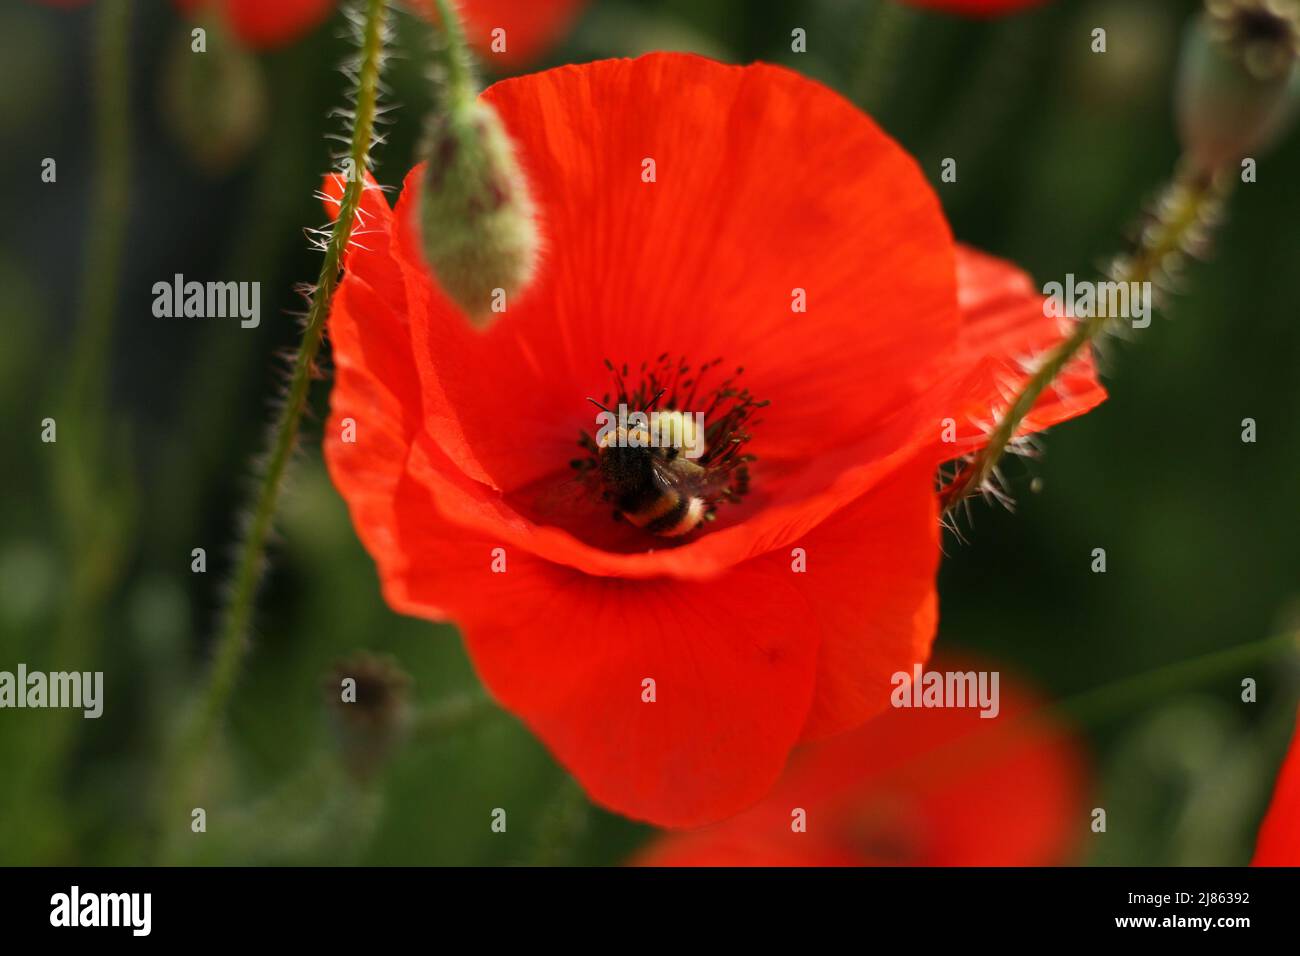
648,456,720,500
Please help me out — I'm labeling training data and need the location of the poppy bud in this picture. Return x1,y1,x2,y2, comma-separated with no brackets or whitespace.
1176,0,1300,176
324,653,412,782
418,97,539,325
162,16,268,177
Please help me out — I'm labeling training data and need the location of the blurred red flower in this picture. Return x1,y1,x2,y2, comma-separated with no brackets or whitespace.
173,0,335,49
634,656,1087,865
173,0,584,60
902,0,1046,15
322,53,1104,827
410,0,586,67
1252,709,1300,866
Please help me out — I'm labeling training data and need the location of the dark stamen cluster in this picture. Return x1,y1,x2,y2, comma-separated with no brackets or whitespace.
571,354,768,518
1208,0,1300,80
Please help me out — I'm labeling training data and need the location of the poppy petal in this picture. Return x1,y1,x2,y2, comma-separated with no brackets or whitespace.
329,399,940,824
636,655,1088,865
360,66,1101,584
793,456,941,741
1252,710,1300,866
387,445,823,827
931,245,1107,457
322,173,431,609
222,0,334,49
338,53,957,581
410,0,586,67
394,55,958,494
902,0,1047,16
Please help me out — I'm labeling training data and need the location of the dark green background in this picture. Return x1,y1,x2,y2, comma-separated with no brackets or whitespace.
1,0,1296,865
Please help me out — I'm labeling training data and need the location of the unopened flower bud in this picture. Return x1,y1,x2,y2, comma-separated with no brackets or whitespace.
325,653,412,782
163,16,267,177
418,97,539,326
1176,0,1300,175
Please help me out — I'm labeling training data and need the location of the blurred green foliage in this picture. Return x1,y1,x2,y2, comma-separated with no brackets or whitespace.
0,0,1296,865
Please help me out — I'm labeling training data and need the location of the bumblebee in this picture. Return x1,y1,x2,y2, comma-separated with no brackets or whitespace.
596,414,717,537
577,356,765,538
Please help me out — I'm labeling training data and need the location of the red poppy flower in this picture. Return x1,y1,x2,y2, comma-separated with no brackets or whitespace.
633,655,1087,865
173,0,335,50
901,0,1046,16
173,0,584,58
1252,709,1300,866
322,53,1104,827
410,0,587,68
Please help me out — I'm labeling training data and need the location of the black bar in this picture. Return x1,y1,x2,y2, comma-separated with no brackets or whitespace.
0,867,1289,941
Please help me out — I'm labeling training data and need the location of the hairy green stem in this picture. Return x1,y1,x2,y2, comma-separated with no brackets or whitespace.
184,0,391,784
430,0,477,102
940,163,1229,513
